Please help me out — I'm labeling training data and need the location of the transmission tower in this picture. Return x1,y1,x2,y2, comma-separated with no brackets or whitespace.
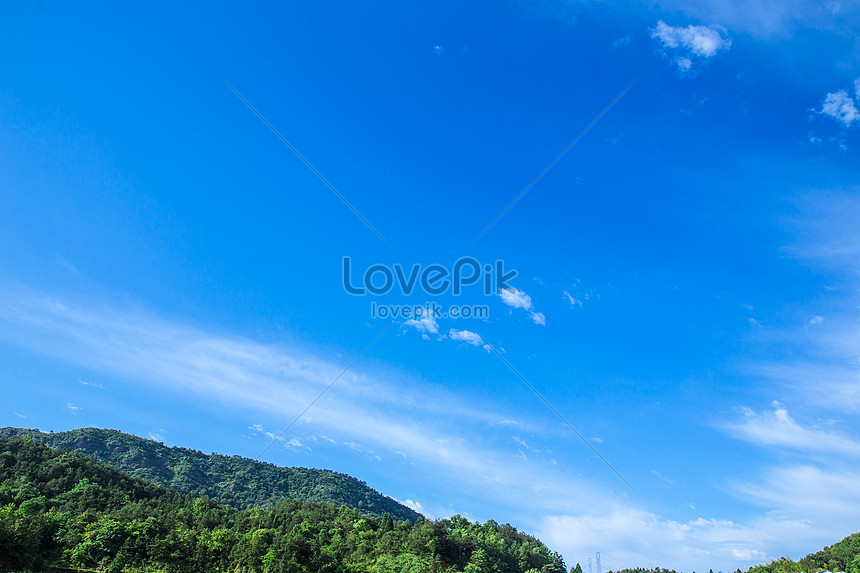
588,557,593,573
596,552,602,573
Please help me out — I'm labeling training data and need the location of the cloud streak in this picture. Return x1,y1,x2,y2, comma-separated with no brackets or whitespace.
725,403,860,456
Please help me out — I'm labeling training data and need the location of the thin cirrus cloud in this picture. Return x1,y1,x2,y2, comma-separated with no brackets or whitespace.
650,0,858,36
0,287,593,496
724,403,860,456
706,188,860,563
651,20,731,74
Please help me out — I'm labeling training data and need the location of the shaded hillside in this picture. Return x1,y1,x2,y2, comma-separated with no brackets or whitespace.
0,435,567,573
0,426,420,523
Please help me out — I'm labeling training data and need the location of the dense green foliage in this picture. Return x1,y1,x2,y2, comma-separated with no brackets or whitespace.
0,427,419,523
0,435,566,573
744,532,860,573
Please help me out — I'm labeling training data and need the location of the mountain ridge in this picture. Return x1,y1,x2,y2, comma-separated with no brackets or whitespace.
0,433,568,572
0,426,421,523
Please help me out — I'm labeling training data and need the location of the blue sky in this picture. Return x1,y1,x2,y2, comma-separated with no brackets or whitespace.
2,1,860,571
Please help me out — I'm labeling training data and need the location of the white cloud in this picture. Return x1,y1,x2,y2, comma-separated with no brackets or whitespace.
13,412,25,418
817,89,859,127
402,498,425,514
447,328,492,352
79,379,105,389
286,438,307,450
403,307,439,336
734,464,860,519
499,287,546,326
725,404,860,456
652,21,730,57
0,289,565,493
651,20,731,73
500,287,533,309
66,402,81,414
148,432,164,442
540,509,766,573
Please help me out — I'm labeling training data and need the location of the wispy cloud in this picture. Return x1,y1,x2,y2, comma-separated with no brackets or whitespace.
0,288,599,503
403,308,439,339
66,402,81,414
499,287,545,325
540,509,767,572
697,188,860,568
79,379,105,389
734,464,860,519
446,328,492,352
725,403,860,456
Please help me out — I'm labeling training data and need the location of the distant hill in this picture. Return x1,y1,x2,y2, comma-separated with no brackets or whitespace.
604,531,860,573
744,531,860,573
0,434,568,572
0,426,421,523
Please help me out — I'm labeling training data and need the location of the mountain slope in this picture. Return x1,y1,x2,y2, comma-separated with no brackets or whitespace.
0,426,420,523
0,434,567,573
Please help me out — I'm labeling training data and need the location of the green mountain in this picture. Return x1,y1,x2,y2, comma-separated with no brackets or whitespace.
0,434,567,572
0,427,420,523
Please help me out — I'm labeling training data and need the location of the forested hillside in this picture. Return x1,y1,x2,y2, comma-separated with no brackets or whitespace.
0,427,419,523
744,532,860,573
0,435,566,572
